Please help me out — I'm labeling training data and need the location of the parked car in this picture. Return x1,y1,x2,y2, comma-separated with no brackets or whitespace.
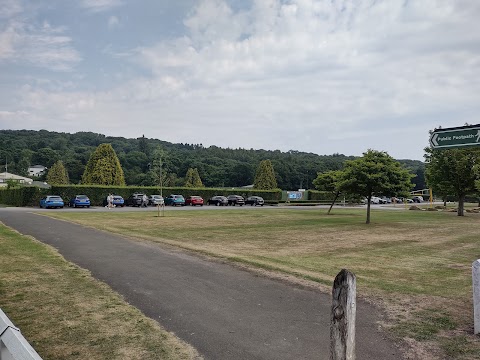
104,195,125,207
369,196,387,204
245,196,264,206
114,195,125,207
185,196,204,206
413,196,424,203
164,194,185,206
148,195,164,206
69,195,90,208
40,195,64,209
370,196,381,204
126,193,146,207
381,196,391,204
391,197,403,204
207,196,228,206
227,195,245,206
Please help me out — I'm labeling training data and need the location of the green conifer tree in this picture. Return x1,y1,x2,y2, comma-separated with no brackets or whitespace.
184,168,204,187
82,144,125,185
192,168,204,187
184,168,194,187
253,160,278,190
46,160,69,185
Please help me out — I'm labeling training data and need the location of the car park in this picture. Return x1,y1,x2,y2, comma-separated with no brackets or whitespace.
165,194,185,206
126,193,146,207
40,195,64,209
69,195,90,208
245,196,264,206
207,196,228,206
148,195,164,206
185,196,204,206
227,195,245,206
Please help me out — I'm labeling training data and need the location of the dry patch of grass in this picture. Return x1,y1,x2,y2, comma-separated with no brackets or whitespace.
46,208,480,359
0,224,202,360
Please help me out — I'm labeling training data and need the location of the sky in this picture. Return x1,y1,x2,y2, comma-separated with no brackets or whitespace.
0,0,479,161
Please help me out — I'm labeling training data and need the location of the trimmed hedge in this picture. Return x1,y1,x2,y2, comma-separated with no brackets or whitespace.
0,187,46,207
307,190,336,201
0,185,282,207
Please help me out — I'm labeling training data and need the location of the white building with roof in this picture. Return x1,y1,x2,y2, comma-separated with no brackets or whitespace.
28,165,47,177
0,172,33,187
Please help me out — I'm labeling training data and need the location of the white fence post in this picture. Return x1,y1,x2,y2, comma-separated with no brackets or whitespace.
473,259,480,335
330,269,356,360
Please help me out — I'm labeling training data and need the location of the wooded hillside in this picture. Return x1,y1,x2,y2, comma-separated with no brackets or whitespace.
0,129,426,190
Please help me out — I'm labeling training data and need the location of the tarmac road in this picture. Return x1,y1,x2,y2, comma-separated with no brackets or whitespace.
0,208,405,360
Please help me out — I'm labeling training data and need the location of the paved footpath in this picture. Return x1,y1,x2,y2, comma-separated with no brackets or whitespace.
0,209,404,360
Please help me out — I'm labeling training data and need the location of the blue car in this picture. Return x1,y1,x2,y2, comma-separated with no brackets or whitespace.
103,195,125,207
40,195,64,209
113,195,125,207
164,194,185,206
69,195,91,208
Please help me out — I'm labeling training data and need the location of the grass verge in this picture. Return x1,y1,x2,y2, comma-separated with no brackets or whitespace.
0,223,201,360
46,207,480,359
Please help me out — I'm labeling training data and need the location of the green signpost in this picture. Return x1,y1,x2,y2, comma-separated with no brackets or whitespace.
430,125,480,149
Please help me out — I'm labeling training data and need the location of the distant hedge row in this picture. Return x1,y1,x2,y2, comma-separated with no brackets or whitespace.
307,190,336,201
0,187,45,207
0,185,282,207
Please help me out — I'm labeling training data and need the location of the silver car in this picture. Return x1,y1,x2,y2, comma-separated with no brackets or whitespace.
148,195,164,206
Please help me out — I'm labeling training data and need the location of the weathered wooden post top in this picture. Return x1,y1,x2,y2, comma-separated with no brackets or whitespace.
473,259,480,335
331,269,356,360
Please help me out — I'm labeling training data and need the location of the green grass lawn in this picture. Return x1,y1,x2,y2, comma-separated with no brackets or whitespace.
0,224,201,360
46,207,480,359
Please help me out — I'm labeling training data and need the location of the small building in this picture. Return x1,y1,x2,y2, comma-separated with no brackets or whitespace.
28,165,47,177
0,172,34,187
241,184,254,188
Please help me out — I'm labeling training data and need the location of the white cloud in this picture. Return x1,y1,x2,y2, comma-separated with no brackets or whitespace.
0,22,17,59
0,0,22,19
80,0,123,13
184,0,249,45
130,0,480,132
0,20,81,71
108,15,120,29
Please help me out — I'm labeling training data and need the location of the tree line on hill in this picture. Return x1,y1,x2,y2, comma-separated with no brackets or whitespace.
0,129,426,190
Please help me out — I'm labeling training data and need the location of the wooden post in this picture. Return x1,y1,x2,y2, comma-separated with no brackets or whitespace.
331,269,356,360
473,259,480,335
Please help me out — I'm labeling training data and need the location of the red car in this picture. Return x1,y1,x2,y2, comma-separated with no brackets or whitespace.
185,196,204,206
